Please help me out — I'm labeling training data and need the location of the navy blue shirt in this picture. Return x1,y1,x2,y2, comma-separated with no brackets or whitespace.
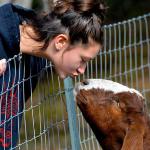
0,3,46,149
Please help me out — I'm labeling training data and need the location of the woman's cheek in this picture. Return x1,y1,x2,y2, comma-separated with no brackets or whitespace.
63,53,81,72
64,60,79,72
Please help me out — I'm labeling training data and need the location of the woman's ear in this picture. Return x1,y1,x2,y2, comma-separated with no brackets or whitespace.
54,34,69,51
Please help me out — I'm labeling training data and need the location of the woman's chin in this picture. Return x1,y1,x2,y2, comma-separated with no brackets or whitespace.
57,71,68,79
56,69,76,79
59,73,76,79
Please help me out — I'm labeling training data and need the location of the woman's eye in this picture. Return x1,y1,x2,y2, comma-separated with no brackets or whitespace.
81,57,92,64
82,58,85,62
81,58,86,63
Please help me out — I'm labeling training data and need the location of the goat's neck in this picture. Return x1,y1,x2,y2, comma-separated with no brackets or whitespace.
143,116,150,149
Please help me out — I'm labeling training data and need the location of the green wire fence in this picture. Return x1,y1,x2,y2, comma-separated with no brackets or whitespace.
0,12,149,150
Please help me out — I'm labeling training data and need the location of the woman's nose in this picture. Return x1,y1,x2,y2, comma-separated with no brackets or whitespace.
77,64,86,74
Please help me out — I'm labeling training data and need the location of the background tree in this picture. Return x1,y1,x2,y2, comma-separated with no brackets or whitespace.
0,0,32,8
106,0,150,24
0,0,150,21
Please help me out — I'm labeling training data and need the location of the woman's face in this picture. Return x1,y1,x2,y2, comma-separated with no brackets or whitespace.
53,39,101,79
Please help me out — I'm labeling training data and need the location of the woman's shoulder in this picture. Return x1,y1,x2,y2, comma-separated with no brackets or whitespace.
0,3,30,10
0,3,23,57
0,3,14,17
0,3,34,18
0,3,12,9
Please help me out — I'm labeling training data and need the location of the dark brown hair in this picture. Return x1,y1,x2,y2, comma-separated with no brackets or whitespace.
23,0,108,50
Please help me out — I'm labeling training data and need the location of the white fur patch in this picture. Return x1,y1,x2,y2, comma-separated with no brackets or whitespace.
73,79,143,98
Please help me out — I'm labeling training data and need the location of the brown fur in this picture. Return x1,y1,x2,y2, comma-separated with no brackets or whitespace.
76,89,150,150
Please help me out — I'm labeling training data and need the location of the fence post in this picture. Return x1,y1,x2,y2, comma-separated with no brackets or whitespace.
64,77,81,150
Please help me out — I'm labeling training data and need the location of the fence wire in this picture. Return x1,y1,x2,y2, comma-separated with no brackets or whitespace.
0,13,150,150
75,13,150,150
0,54,71,150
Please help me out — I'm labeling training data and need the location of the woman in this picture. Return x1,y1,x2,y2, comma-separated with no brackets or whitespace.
0,0,107,149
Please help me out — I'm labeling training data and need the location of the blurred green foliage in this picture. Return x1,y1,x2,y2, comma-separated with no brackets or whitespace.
106,0,150,24
32,0,43,11
31,0,150,24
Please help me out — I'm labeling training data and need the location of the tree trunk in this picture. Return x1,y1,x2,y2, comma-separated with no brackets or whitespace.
0,0,32,8
12,0,32,8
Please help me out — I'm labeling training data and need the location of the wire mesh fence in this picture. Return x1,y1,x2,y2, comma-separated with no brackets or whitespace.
0,54,72,150
0,13,150,150
74,12,150,150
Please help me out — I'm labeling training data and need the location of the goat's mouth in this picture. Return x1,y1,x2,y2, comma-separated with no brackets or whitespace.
73,79,90,99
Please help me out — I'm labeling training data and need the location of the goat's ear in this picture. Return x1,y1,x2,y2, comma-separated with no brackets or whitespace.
121,123,144,150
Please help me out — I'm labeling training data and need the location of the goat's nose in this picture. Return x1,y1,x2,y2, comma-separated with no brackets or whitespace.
82,80,89,85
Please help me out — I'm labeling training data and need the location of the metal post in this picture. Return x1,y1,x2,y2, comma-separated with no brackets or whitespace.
64,77,80,150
